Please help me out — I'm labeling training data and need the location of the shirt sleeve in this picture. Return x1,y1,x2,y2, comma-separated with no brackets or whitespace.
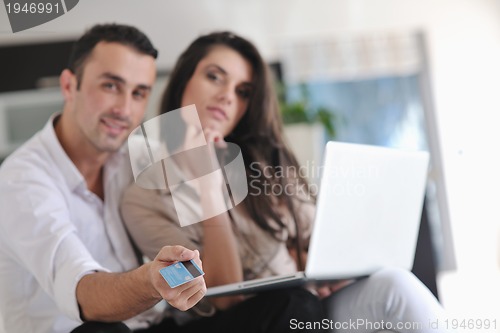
121,184,202,261
0,173,108,322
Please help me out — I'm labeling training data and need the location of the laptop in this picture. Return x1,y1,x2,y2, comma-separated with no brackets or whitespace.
206,141,430,297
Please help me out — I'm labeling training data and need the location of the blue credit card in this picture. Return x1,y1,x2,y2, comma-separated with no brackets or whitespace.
159,259,204,288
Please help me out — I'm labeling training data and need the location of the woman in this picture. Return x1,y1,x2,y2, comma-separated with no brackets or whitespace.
121,31,452,332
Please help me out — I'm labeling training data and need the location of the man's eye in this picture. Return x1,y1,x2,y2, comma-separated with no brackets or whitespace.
132,90,148,100
102,82,118,90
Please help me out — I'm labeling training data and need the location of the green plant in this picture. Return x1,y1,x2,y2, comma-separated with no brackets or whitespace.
278,83,336,138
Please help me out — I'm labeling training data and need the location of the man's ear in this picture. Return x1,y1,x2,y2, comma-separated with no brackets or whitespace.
60,69,77,102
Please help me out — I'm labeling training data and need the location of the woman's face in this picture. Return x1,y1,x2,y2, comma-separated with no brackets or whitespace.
181,45,254,137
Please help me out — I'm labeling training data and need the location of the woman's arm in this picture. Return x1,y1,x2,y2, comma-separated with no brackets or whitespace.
200,205,245,309
122,127,245,311
196,128,245,309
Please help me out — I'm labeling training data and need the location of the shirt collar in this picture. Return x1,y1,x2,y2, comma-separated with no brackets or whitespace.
39,113,127,193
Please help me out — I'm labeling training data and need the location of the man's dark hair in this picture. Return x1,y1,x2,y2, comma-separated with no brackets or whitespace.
68,23,158,87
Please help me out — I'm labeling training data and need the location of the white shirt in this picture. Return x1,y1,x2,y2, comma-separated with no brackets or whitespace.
0,115,163,333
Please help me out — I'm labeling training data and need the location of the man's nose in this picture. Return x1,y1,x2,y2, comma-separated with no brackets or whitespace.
112,93,133,116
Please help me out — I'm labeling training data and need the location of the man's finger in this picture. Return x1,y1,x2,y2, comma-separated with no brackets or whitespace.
156,245,195,263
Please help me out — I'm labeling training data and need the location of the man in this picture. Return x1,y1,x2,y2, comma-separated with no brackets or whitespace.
0,24,206,333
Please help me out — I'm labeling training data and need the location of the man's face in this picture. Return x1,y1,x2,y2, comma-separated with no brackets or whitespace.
66,42,156,153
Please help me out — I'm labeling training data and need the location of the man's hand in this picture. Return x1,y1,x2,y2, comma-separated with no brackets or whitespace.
150,246,207,311
75,245,206,322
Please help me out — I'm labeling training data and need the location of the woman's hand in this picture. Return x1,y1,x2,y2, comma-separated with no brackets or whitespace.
203,127,227,149
288,249,354,299
314,280,355,299
179,126,226,188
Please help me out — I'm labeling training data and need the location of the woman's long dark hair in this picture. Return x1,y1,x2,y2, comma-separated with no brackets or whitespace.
159,32,314,269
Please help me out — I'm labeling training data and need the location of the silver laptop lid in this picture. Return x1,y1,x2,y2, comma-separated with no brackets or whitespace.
306,141,430,279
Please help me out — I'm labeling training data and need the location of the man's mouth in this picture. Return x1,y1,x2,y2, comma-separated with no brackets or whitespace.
101,117,129,136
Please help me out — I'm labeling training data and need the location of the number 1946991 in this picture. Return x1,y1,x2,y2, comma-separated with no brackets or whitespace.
6,2,60,14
